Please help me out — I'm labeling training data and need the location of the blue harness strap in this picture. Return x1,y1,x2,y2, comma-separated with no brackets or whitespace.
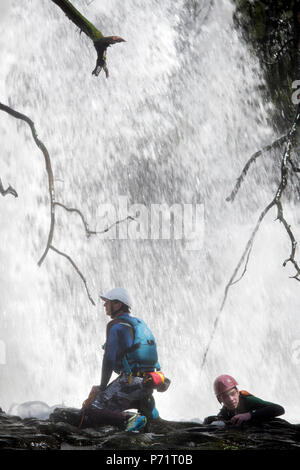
121,355,132,375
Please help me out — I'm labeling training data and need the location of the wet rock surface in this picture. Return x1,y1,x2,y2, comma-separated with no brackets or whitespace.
1,406,300,450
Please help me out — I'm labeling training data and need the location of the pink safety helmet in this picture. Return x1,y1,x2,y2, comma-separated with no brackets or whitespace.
213,375,238,399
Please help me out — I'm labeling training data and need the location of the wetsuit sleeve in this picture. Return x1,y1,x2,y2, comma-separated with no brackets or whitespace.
99,354,114,391
99,324,133,390
246,396,285,421
217,406,229,421
99,325,118,390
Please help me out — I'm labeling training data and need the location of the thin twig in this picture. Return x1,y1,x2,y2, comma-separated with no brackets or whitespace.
230,244,253,286
226,135,287,202
55,202,136,238
277,200,300,275
50,245,95,305
0,177,18,198
220,200,275,312
99,215,136,234
54,202,96,237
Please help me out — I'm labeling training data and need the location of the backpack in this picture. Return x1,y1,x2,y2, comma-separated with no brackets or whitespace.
116,315,161,375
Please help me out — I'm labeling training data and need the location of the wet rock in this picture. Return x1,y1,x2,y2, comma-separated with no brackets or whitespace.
0,407,58,450
1,406,300,450
49,407,82,427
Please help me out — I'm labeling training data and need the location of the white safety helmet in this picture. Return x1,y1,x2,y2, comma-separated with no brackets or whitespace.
99,287,132,309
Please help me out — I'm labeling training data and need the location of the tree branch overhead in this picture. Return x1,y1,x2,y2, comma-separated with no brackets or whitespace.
51,0,126,77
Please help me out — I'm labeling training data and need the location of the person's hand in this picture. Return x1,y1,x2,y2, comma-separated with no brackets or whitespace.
82,385,100,409
230,412,251,426
89,385,100,397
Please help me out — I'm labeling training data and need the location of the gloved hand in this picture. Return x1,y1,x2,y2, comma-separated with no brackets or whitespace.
82,385,100,409
230,412,251,426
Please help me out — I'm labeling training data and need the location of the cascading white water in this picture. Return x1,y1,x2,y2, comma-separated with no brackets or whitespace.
1,0,300,423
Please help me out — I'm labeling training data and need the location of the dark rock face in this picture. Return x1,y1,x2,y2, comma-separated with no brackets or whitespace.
233,0,296,132
1,407,300,450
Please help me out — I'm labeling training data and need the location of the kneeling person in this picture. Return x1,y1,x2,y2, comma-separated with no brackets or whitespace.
204,374,284,426
81,288,169,432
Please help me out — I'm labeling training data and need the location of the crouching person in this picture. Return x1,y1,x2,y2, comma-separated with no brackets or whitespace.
80,288,170,432
204,374,284,426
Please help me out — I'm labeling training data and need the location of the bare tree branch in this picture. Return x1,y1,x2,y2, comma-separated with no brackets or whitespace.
277,200,300,275
55,201,136,237
0,102,96,304
0,177,18,198
51,0,125,77
201,105,300,371
0,102,136,305
224,106,300,307
50,245,96,305
226,135,287,202
0,101,55,266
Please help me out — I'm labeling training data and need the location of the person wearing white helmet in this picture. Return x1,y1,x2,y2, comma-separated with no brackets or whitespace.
100,287,132,312
80,287,168,433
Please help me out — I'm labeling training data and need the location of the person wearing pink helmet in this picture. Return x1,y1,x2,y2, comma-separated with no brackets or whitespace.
204,374,285,426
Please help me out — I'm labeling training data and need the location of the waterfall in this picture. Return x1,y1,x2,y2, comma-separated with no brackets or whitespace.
0,0,299,423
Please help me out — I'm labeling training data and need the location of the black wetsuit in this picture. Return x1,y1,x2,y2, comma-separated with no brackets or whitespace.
217,390,285,423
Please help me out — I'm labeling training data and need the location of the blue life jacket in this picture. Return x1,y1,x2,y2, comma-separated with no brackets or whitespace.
117,315,161,375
